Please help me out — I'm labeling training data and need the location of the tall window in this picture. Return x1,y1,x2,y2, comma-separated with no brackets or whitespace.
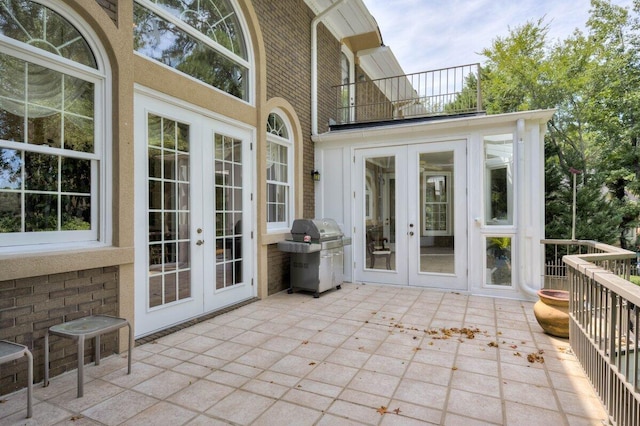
133,0,250,101
0,0,106,248
484,134,513,225
266,112,292,231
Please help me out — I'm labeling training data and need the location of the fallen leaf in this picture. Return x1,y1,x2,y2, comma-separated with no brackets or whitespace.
527,352,545,363
412,347,421,352
452,366,458,370
393,408,401,414
510,345,518,349
514,352,522,357
70,415,84,421
302,340,309,345
488,341,499,347
309,362,316,366
376,406,388,415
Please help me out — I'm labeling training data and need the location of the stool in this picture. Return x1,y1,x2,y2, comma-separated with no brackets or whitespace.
0,341,33,418
44,315,132,398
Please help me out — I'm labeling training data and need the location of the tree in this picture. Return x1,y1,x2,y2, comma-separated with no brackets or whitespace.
480,0,640,246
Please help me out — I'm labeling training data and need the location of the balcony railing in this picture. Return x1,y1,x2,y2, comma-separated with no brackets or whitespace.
333,63,483,126
543,239,639,426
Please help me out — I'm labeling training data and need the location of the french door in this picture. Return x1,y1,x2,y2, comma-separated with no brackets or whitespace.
134,92,254,337
354,141,467,289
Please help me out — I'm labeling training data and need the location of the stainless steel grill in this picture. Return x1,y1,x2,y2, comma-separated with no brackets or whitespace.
277,218,350,297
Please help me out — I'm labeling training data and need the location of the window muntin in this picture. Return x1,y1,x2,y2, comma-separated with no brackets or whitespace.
0,1,103,247
144,0,246,59
133,0,249,101
484,134,513,225
266,112,292,231
0,0,97,68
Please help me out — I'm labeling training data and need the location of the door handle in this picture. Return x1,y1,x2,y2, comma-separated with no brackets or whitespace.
196,240,204,246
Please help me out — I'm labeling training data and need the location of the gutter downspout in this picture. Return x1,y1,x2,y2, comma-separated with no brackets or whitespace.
311,0,346,136
516,118,539,298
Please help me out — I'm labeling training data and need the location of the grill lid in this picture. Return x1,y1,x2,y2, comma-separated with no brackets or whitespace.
291,218,343,242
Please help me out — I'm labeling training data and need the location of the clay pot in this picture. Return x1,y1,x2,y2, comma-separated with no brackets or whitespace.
533,289,570,338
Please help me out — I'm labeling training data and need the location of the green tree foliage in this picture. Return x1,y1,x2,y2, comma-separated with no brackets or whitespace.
480,0,640,247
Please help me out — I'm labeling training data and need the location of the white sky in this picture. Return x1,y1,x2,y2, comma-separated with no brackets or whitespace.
362,0,635,74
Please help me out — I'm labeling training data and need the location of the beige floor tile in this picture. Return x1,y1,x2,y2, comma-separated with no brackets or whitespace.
393,378,448,410
220,361,263,378
502,379,559,409
269,354,319,377
295,379,343,398
188,353,227,370
504,400,565,425
258,335,303,353
235,347,284,369
555,390,609,420
446,388,503,424
251,400,322,426
166,379,234,412
49,380,123,413
291,342,336,361
171,361,216,378
255,370,300,387
450,370,501,398
362,354,408,376
202,341,252,361
404,361,452,386
205,390,275,425
338,388,390,409
443,412,500,425
501,362,551,387
132,370,193,399
2,400,72,426
386,399,443,424
184,414,235,426
453,354,498,376
101,362,163,388
241,378,289,398
282,388,335,411
121,401,197,426
137,353,183,369
374,342,417,361
158,347,196,361
306,362,359,387
347,370,400,398
328,399,388,425
205,369,251,388
81,389,157,425
231,330,272,346
325,347,372,369
177,335,223,353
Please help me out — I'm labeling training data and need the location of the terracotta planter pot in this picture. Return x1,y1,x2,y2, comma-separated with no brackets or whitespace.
534,289,570,338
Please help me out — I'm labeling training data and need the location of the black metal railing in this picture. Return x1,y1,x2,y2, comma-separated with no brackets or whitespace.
334,63,482,126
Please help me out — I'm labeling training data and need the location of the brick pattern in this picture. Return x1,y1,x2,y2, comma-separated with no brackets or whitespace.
0,267,120,395
252,0,342,291
354,64,393,122
95,0,117,25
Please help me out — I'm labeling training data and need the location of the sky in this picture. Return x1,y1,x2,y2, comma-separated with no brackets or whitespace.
362,0,635,74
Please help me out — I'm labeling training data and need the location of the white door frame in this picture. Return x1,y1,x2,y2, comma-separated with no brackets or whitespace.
133,89,255,337
353,141,467,290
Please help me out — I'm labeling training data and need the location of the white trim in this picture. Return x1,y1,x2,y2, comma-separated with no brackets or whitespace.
0,0,112,252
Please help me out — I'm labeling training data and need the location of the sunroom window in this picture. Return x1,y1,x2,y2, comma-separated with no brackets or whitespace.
484,134,513,225
133,0,249,101
0,0,105,248
266,112,292,231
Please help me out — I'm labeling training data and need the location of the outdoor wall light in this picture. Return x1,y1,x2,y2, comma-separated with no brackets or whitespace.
311,170,320,182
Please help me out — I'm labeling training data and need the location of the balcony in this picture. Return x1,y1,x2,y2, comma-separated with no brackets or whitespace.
333,63,483,129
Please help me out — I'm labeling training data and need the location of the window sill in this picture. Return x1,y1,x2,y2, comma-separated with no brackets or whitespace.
262,230,291,245
0,246,134,281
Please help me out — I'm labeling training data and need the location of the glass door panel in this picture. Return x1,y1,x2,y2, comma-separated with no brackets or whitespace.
364,156,395,271
419,151,454,274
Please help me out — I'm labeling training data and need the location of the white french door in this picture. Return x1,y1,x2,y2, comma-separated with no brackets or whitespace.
134,92,254,337
354,141,467,289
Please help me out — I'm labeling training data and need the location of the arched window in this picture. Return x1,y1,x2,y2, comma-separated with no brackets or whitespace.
133,0,250,101
266,111,293,231
0,0,108,249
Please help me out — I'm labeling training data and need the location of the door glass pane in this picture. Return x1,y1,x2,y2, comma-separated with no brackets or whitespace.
147,114,191,308
364,156,395,270
215,134,243,289
420,151,454,273
486,237,512,285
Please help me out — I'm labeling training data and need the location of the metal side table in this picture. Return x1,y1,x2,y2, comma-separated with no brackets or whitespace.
0,341,33,418
44,315,132,397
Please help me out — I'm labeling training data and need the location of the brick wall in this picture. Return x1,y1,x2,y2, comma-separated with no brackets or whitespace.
0,267,120,395
253,0,341,294
95,0,117,25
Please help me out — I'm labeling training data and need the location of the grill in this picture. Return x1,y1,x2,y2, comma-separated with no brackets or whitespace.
277,218,351,297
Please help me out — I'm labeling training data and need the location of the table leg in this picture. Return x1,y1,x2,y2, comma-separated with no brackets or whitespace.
127,323,132,375
25,349,32,418
95,334,101,366
44,331,49,387
77,335,84,398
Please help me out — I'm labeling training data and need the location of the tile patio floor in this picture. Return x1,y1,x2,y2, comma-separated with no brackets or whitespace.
1,283,609,425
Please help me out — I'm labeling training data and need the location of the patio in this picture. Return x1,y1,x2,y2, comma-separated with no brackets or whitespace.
1,283,609,425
